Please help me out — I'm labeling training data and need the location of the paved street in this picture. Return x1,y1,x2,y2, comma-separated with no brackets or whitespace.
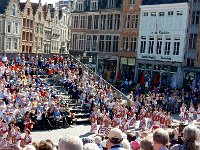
30,114,185,144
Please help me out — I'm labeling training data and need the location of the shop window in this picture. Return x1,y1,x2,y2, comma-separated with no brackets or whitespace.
146,64,152,69
170,66,177,72
139,63,145,69
162,65,169,71
154,65,161,70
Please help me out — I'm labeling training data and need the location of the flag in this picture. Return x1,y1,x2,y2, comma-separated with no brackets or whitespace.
140,72,145,85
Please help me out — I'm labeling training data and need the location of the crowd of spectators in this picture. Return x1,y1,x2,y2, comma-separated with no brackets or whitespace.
0,53,200,150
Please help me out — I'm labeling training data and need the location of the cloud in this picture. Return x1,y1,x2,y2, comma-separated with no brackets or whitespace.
20,0,58,5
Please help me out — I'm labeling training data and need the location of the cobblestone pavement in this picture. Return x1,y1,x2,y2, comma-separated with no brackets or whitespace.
30,114,186,144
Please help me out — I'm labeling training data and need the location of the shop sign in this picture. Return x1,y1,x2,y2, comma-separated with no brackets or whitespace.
151,31,170,34
128,58,135,66
160,56,172,60
121,57,127,65
141,55,156,59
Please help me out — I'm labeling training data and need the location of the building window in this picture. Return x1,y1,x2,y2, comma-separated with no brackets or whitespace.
189,34,197,49
14,38,18,50
107,15,113,30
80,16,85,28
124,15,130,28
165,37,171,55
86,35,91,51
92,35,98,51
94,15,99,29
12,4,16,16
56,16,58,25
91,0,98,10
159,12,165,16
123,37,129,51
99,35,105,52
130,37,137,51
140,36,146,53
78,34,84,50
151,12,156,16
144,12,148,16
173,37,180,55
30,33,32,41
187,58,194,67
114,14,120,30
73,16,78,28
177,11,183,15
148,37,154,54
132,15,138,29
130,0,135,4
113,36,119,52
156,37,162,54
27,19,30,28
7,22,11,33
38,12,41,21
168,11,173,15
105,35,112,52
100,15,106,30
7,38,11,50
27,8,30,15
30,20,33,28
72,34,78,49
26,32,29,41
35,24,39,33
22,32,25,40
107,0,114,8
87,15,93,29
77,1,84,11
191,11,200,25
23,18,26,27
14,23,18,34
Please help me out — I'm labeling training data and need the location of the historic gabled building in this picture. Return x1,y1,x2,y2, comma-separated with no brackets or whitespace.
43,4,52,54
71,0,122,80
51,7,61,53
0,0,21,52
119,0,141,81
20,0,34,53
32,0,45,53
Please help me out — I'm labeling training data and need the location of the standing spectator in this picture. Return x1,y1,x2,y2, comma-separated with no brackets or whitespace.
153,128,169,150
94,136,103,150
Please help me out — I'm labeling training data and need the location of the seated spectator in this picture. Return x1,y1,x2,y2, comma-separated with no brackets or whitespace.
58,135,83,150
140,136,153,150
84,143,100,150
153,128,169,150
171,125,200,150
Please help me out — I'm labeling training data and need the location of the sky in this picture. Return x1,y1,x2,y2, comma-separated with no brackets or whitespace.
20,0,60,5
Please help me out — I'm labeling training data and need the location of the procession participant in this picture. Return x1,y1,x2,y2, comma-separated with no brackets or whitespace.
7,124,16,146
159,111,166,128
14,126,22,148
90,106,99,134
20,128,32,148
139,105,146,130
180,103,187,123
119,118,129,132
128,103,137,127
146,109,153,130
165,112,172,128
197,104,200,122
99,113,111,137
188,103,195,123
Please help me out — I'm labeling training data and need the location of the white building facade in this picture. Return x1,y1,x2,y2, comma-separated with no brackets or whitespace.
0,0,21,53
136,2,189,88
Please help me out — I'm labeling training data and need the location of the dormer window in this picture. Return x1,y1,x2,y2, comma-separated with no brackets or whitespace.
107,0,114,8
12,4,16,16
91,0,98,10
77,0,84,11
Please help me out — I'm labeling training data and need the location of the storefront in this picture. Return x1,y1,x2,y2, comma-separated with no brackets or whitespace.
97,56,118,82
136,60,183,88
120,57,136,81
184,68,200,90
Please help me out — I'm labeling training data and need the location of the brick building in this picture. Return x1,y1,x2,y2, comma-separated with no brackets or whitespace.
20,0,34,53
70,0,122,80
119,0,141,81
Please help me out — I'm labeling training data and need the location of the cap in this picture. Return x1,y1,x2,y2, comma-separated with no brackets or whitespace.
108,128,123,142
131,141,140,149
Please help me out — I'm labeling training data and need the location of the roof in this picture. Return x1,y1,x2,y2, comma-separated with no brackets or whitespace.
31,3,39,16
19,2,26,12
0,0,10,14
142,0,188,5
